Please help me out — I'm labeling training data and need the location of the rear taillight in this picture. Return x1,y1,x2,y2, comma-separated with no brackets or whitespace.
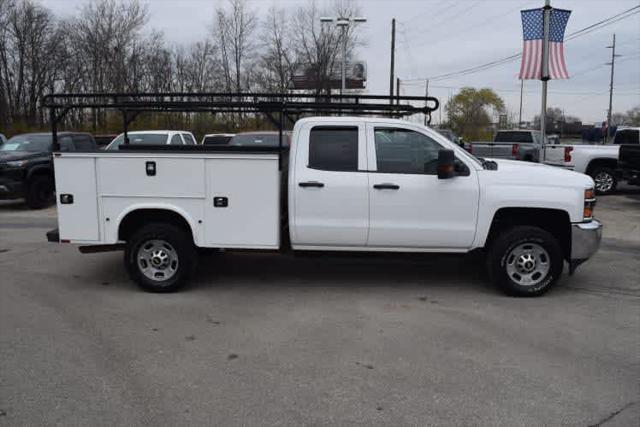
564,146,573,162
468,143,473,154
512,144,520,160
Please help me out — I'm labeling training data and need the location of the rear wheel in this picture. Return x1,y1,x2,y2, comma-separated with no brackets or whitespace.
590,167,617,195
124,223,197,292
26,175,54,209
487,226,564,297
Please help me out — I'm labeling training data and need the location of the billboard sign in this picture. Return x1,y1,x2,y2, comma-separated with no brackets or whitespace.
291,61,367,90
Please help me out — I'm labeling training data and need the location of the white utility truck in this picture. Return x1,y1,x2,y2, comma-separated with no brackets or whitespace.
46,93,602,296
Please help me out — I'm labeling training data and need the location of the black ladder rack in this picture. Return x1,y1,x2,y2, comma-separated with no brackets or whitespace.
43,92,439,168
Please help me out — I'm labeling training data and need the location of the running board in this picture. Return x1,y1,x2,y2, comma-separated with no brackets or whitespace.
79,244,125,254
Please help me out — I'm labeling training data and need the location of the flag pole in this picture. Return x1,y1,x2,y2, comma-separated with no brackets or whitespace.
540,0,551,162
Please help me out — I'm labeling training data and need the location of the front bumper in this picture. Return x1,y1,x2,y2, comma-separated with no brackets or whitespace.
0,178,25,199
569,219,603,274
0,166,27,199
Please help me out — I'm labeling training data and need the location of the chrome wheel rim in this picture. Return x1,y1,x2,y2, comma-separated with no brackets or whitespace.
594,172,614,193
137,239,179,282
505,243,550,287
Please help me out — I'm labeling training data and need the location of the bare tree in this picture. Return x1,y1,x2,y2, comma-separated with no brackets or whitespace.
256,5,296,93
0,0,365,135
212,0,256,93
65,0,148,93
290,0,361,95
0,0,61,126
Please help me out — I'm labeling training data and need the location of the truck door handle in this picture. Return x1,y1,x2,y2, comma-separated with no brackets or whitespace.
298,181,324,188
373,183,400,190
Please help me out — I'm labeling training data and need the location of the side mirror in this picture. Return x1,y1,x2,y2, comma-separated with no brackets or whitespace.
437,149,455,179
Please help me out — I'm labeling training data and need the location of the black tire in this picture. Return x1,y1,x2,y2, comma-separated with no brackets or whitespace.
26,175,54,209
124,223,197,292
590,167,617,195
487,226,564,297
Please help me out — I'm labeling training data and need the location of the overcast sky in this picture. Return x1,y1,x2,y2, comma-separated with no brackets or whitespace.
43,0,640,124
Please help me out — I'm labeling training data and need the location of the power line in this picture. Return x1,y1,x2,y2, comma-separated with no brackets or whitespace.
403,1,460,25
399,81,624,96
408,1,532,49
402,1,483,38
401,4,640,83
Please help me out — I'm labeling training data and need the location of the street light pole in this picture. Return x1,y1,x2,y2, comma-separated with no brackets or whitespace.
338,19,348,96
320,16,367,97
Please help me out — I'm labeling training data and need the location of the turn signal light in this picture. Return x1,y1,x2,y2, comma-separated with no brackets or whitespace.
584,188,596,220
585,188,595,200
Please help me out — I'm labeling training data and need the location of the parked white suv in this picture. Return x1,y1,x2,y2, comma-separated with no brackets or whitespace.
105,131,197,150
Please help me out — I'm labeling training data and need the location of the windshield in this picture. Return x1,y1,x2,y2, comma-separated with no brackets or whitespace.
229,134,286,147
106,133,168,150
435,129,455,141
1,134,51,152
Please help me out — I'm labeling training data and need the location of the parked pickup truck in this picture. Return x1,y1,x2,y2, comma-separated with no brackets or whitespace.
468,130,545,162
0,132,97,208
544,127,640,194
617,144,640,187
105,130,198,150
47,117,602,297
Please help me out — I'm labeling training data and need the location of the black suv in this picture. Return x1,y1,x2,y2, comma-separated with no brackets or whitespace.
0,132,97,208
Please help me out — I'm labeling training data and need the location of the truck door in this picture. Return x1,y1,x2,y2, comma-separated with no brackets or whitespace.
366,124,479,249
290,123,369,247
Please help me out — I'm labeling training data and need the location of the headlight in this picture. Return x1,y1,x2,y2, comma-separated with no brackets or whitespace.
5,160,27,167
584,188,596,221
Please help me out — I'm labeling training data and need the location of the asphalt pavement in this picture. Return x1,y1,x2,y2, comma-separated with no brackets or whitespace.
1,189,639,426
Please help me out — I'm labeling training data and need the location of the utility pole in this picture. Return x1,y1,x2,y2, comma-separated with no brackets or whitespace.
396,77,400,106
518,79,524,128
606,33,618,143
424,79,430,126
389,18,396,103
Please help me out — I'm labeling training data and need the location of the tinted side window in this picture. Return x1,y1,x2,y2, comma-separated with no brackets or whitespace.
72,135,96,151
495,131,534,143
374,128,443,174
614,130,639,144
203,135,232,145
308,126,358,172
59,136,74,152
170,134,183,145
182,133,196,145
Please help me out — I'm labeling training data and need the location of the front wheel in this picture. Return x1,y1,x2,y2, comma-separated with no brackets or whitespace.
124,223,197,292
26,175,54,209
590,167,617,195
487,226,564,297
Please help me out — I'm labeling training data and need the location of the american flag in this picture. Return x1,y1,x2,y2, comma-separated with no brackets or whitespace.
519,8,571,80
